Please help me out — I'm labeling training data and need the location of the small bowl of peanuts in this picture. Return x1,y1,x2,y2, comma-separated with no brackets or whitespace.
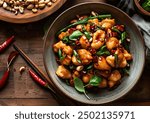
0,0,67,23
43,2,145,105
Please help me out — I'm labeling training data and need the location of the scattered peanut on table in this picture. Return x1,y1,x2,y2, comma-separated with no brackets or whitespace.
0,0,57,15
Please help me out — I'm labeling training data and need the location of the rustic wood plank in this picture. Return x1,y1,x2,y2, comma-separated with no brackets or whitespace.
0,99,58,106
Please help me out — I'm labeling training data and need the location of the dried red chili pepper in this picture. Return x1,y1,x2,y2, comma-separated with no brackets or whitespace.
29,69,50,89
0,51,18,89
0,35,15,53
0,68,9,89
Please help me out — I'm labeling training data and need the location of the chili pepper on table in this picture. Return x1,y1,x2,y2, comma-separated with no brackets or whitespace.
28,69,51,89
0,68,9,89
0,35,15,53
0,51,18,89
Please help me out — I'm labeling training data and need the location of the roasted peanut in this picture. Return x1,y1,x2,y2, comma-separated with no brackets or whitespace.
27,4,34,10
32,8,38,13
0,0,57,14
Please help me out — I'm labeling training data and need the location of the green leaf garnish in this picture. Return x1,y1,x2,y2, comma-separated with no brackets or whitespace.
73,50,82,63
121,32,126,43
89,75,102,86
96,45,110,56
74,77,85,93
73,50,78,57
84,31,91,40
112,27,121,34
58,49,66,60
114,54,118,67
74,77,90,99
58,49,62,58
69,30,83,41
86,64,93,70
142,0,150,11
62,36,69,44
57,14,112,35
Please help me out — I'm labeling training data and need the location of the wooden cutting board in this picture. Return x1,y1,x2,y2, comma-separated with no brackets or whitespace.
0,0,67,23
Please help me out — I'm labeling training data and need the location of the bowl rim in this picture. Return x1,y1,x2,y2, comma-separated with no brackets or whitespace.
134,0,150,16
43,2,145,104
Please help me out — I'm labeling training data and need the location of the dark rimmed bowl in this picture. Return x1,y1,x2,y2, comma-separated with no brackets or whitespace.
134,0,150,16
43,2,145,105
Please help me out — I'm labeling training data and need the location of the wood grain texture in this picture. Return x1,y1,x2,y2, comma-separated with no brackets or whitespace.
0,0,67,23
0,0,150,106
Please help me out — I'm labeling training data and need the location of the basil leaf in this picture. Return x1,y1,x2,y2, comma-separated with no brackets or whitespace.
69,30,83,41
96,45,110,56
89,75,102,86
96,50,110,56
62,36,69,44
74,77,85,93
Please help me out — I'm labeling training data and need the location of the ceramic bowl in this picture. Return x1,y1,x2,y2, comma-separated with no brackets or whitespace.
43,2,145,104
134,0,150,16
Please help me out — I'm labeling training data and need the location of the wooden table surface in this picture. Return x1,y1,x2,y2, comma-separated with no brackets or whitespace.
0,0,150,106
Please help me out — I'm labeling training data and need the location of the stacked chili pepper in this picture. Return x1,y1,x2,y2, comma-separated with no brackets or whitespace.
0,36,15,53
0,36,17,89
0,51,18,89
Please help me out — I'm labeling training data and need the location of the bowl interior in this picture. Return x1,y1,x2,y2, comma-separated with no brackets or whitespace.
44,2,145,104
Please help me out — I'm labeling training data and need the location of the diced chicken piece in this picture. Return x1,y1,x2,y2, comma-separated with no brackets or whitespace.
100,18,115,30
76,24,83,31
62,46,73,55
72,55,82,66
106,37,119,50
98,78,107,88
106,55,115,67
84,24,91,32
72,71,80,78
56,65,71,79
53,41,66,53
115,48,127,68
94,56,111,70
91,30,105,49
108,80,118,88
78,49,93,65
119,57,127,68
88,18,99,25
82,74,93,84
79,35,90,49
108,70,121,82
60,55,72,66
98,70,111,78
58,32,69,40
123,49,132,61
